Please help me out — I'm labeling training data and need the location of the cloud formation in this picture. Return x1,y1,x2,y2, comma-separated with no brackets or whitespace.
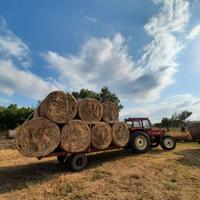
0,17,59,99
186,24,200,40
44,0,190,101
0,17,31,67
120,94,200,122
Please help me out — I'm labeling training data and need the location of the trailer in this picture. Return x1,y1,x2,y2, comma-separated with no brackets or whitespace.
37,117,176,172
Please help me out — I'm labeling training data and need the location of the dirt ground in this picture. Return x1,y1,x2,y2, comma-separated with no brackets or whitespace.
0,142,200,200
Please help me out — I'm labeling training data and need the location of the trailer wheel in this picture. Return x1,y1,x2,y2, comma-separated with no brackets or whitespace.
129,132,150,153
57,155,66,163
69,154,87,172
160,136,176,150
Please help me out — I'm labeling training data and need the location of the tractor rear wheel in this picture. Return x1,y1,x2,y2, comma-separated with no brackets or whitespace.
129,132,150,153
68,153,87,172
160,136,176,150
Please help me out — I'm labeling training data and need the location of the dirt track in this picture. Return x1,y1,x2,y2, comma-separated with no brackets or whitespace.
0,142,200,200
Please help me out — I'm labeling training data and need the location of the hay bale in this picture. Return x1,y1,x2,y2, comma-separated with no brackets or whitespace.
112,122,129,147
38,91,77,124
102,101,119,123
78,99,103,123
168,131,193,142
60,120,91,153
39,91,68,124
16,117,60,157
91,122,112,150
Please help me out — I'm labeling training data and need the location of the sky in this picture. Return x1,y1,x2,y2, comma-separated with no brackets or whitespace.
0,0,200,122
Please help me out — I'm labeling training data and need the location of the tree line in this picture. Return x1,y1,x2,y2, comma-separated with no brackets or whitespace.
154,111,192,132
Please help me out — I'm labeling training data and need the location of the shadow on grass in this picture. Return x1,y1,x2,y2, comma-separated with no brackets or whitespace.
0,148,165,194
175,148,200,167
0,160,69,194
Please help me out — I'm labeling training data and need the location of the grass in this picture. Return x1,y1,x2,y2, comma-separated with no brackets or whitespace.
91,168,112,181
0,142,200,200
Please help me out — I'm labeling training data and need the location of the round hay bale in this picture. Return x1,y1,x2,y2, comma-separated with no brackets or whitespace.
38,91,77,124
66,93,77,120
60,120,91,153
16,117,60,157
112,122,129,147
91,122,112,150
78,99,103,123
39,91,69,124
102,101,119,123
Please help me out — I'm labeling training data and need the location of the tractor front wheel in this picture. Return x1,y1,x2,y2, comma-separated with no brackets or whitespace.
129,132,150,153
160,136,176,150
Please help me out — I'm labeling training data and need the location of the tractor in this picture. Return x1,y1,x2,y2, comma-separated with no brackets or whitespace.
124,117,176,153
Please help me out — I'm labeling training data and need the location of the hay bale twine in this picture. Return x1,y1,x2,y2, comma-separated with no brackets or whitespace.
39,91,69,124
16,117,60,157
66,93,77,120
78,99,103,123
102,101,119,123
60,120,91,153
112,122,129,147
91,122,112,150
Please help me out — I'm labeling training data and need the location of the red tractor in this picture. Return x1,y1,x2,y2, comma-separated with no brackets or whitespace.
124,117,176,153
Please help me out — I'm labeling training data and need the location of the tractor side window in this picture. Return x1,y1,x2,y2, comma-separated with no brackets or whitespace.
133,121,142,128
143,120,151,129
125,121,132,128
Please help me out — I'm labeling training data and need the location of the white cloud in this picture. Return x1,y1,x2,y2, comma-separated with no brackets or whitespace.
0,17,60,100
0,59,60,99
0,17,30,65
83,16,98,23
120,94,200,122
43,0,190,102
186,24,200,40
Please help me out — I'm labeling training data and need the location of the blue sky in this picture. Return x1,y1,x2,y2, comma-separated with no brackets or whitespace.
0,0,200,122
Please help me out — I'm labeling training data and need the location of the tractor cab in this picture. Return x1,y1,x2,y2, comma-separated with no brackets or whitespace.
125,117,166,136
125,117,151,133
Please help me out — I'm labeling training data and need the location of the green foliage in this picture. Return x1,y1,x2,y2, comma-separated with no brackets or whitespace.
72,86,123,111
0,104,33,131
160,110,192,131
72,88,100,100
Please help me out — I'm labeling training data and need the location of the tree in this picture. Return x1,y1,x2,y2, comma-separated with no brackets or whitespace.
72,88,100,100
0,104,33,131
161,117,171,132
72,86,123,111
160,110,192,132
99,86,123,111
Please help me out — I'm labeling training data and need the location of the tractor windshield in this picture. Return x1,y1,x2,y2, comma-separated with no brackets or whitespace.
142,120,151,129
